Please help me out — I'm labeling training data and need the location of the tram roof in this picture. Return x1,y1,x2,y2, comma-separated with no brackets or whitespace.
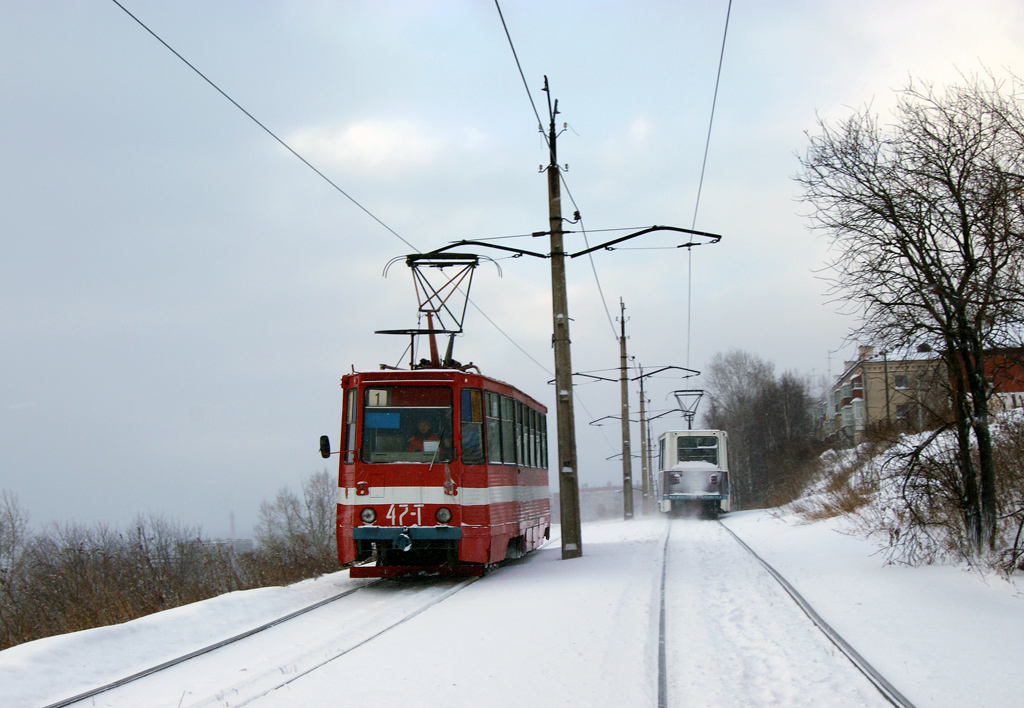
342,368,547,412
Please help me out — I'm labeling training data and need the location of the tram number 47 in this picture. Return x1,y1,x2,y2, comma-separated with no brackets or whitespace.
386,504,424,526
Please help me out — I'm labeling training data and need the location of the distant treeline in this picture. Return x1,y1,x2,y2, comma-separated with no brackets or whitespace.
701,350,821,510
0,471,336,651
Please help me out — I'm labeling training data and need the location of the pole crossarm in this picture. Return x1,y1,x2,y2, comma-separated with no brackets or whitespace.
569,225,721,259
431,240,550,260
631,364,701,382
589,414,640,425
545,371,619,385
574,372,619,383
434,225,722,261
606,453,644,461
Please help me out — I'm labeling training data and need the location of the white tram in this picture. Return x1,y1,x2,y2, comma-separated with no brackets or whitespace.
657,429,730,518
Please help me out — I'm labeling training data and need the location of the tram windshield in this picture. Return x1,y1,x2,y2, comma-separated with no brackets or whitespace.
677,436,719,466
361,386,454,463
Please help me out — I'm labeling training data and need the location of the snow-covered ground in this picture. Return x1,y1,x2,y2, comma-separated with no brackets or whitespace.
2,512,1022,708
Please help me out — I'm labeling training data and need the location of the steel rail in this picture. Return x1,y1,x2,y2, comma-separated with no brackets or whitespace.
717,520,918,708
212,539,562,707
230,576,481,707
42,578,384,708
227,534,562,706
47,534,561,708
657,522,671,708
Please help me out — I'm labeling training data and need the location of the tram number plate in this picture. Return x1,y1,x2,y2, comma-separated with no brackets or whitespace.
386,503,424,526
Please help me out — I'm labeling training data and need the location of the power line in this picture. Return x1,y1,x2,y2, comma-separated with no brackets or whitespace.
686,0,733,367
492,5,617,403
493,0,546,143
466,299,553,377
558,175,617,340
116,0,580,384
494,0,673,346
691,0,733,231
109,0,417,252
113,0,587,397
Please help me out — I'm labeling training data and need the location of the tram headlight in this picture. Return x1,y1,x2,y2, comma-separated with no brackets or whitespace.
435,507,452,524
360,507,377,524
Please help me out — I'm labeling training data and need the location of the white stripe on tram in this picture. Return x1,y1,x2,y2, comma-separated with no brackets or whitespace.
337,485,550,506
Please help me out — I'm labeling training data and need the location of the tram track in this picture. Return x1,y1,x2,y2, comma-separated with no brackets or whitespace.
42,577,384,708
213,576,481,708
48,534,564,708
655,516,916,708
656,521,671,708
47,572,485,708
716,521,917,708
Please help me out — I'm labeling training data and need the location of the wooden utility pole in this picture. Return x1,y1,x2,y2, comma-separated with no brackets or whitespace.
544,78,582,559
619,299,634,519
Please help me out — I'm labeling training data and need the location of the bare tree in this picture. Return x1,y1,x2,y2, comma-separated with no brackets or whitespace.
253,470,337,580
299,469,337,561
0,491,29,574
0,491,31,644
797,72,1024,552
703,351,813,508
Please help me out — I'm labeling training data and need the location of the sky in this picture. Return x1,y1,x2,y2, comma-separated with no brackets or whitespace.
3,0,1024,538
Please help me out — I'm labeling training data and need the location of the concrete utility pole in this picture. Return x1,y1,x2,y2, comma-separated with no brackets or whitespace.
544,78,582,559
632,366,700,514
420,87,719,540
619,299,634,520
638,364,650,514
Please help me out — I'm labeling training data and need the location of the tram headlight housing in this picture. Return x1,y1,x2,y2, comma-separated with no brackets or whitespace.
360,507,377,524
435,507,452,524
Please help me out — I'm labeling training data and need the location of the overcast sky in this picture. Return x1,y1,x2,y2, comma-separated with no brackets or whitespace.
3,1,1024,538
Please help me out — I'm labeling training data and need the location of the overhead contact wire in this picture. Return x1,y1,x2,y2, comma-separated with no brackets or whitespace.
491,1,610,459
687,0,732,367
494,0,547,143
560,175,617,341
114,0,581,395
109,0,417,252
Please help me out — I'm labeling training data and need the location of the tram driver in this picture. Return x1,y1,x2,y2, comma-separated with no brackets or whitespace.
407,418,441,452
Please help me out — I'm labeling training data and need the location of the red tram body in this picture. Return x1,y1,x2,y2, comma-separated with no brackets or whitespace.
333,368,551,577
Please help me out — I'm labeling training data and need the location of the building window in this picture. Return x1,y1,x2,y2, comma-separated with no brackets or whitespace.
894,373,909,390
896,403,910,420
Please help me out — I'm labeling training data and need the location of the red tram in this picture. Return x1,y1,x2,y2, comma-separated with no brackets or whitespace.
328,369,550,577
321,250,551,577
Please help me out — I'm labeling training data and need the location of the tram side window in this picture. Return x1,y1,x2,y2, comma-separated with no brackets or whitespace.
361,386,453,464
676,436,719,466
500,396,515,463
658,437,665,471
461,388,485,465
526,408,536,468
514,401,525,465
536,411,545,468
343,388,357,463
539,412,548,468
485,392,503,464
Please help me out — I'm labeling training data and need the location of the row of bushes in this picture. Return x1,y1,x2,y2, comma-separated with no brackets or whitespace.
0,471,338,651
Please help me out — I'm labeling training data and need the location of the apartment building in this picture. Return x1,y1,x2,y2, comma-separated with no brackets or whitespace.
817,345,1024,444
816,345,947,444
